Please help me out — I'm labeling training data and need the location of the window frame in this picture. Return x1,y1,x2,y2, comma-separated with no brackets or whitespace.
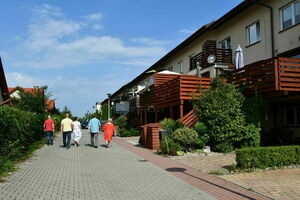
178,60,184,74
280,1,300,31
219,37,231,49
246,21,261,46
283,106,300,126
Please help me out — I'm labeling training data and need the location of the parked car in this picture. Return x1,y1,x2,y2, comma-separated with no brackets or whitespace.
80,120,89,129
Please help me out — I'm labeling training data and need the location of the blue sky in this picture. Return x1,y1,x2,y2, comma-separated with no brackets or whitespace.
0,0,243,116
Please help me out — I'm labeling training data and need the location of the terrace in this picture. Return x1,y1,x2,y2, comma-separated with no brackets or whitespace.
227,57,300,96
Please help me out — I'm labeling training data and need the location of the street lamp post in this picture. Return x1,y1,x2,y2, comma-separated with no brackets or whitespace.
106,93,111,119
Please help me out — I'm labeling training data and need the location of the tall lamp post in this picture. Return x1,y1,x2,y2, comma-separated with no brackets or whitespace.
106,93,111,119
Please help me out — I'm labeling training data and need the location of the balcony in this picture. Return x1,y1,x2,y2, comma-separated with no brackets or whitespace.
154,73,212,108
190,40,232,71
227,57,300,96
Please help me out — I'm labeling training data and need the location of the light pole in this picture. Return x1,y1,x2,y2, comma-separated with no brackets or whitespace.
106,93,111,119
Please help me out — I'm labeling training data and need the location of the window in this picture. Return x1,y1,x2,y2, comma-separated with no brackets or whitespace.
167,66,173,71
283,106,300,126
178,61,184,74
246,22,260,45
219,37,231,49
281,1,300,30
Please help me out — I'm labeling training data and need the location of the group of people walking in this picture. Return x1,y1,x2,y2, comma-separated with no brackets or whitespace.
43,113,115,149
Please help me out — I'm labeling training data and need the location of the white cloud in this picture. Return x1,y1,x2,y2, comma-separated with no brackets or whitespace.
179,28,195,35
131,37,171,46
7,4,168,69
6,72,41,87
83,13,103,21
92,24,104,30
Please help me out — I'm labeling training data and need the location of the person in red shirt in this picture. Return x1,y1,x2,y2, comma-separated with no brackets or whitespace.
44,115,55,145
103,118,115,148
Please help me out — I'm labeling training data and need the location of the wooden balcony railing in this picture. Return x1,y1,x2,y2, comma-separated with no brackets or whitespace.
190,49,232,70
139,85,155,108
155,75,212,108
227,57,300,95
277,57,300,91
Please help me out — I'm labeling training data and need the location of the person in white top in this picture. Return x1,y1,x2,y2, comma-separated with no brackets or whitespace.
72,117,82,147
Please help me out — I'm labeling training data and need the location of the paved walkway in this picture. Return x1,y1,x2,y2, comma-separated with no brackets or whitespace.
0,130,215,200
221,168,300,200
113,137,272,200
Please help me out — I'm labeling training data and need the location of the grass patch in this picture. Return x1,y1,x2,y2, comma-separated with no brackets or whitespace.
0,139,45,178
209,170,225,175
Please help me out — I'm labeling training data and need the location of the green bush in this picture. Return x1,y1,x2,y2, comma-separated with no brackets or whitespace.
160,136,182,155
194,122,208,135
160,118,177,132
236,146,300,169
172,127,198,151
0,105,44,175
120,128,140,137
193,77,261,150
213,142,234,153
115,116,127,130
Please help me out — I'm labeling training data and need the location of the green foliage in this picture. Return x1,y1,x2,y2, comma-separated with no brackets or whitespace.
120,128,140,137
12,86,49,114
194,122,208,135
160,118,177,132
193,77,261,151
51,114,64,131
236,146,300,170
160,118,183,133
115,116,127,130
213,142,234,153
0,105,44,175
160,136,182,155
172,127,198,151
242,95,265,126
240,124,261,148
101,104,112,120
60,106,73,117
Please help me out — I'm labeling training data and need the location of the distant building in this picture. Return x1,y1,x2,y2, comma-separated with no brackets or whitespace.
0,57,10,106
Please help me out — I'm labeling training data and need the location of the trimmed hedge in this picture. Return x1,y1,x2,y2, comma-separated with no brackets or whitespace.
0,105,44,174
236,146,300,169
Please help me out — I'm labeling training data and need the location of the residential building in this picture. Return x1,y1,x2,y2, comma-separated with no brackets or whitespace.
0,57,9,105
102,0,300,148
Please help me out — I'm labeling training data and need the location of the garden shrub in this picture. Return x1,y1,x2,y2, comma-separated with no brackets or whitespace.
193,77,261,151
194,122,208,135
160,118,177,133
236,146,300,169
213,142,234,153
160,136,182,155
120,128,140,137
0,105,44,175
172,127,198,151
114,116,127,130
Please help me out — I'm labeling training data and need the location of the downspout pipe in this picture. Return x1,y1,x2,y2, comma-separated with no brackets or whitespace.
253,1,275,57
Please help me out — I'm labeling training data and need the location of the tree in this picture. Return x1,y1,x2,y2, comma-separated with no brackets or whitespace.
61,106,72,117
12,85,49,114
193,77,260,151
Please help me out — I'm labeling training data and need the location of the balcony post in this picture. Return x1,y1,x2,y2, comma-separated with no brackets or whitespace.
144,109,148,124
155,109,158,122
274,58,279,90
180,102,184,118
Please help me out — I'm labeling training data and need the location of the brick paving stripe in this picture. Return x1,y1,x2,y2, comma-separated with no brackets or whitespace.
113,137,274,200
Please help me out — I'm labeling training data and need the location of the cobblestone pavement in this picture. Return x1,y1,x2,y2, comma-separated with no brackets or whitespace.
113,138,272,200
220,168,300,200
171,152,236,174
0,130,215,200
